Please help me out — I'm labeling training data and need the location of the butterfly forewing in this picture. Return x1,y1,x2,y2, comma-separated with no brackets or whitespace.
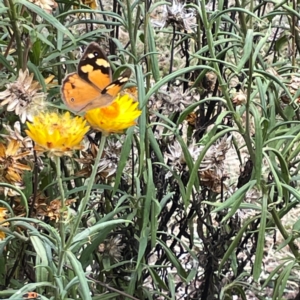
78,42,112,90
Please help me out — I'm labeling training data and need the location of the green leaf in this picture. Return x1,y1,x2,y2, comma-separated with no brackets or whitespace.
67,251,92,300
219,216,260,273
212,180,256,213
30,236,49,282
71,219,131,248
253,194,267,281
157,239,188,279
251,104,263,185
17,0,76,44
113,127,134,195
236,29,253,72
273,261,295,299
27,61,47,92
0,53,15,73
147,21,160,82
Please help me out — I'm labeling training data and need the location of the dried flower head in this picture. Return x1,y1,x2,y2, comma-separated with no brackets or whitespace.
85,94,141,135
149,86,196,114
12,193,75,220
0,69,48,123
0,140,31,190
28,0,57,13
98,236,126,262
0,207,8,240
199,135,232,193
43,199,76,222
14,196,76,222
165,139,186,171
2,122,33,150
151,0,196,32
231,90,247,106
285,75,300,103
202,71,217,92
26,111,89,156
165,140,201,176
76,139,123,180
186,112,197,128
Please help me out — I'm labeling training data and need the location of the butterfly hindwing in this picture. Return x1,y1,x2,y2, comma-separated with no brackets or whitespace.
102,68,132,97
62,73,107,112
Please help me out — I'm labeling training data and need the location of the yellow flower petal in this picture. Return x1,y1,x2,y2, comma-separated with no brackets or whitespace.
26,111,90,156
85,94,141,135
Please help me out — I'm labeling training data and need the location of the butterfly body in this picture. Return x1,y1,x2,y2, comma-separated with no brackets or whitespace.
61,42,131,112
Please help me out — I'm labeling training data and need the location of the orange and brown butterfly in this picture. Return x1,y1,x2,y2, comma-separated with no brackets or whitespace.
61,42,131,113
22,292,40,299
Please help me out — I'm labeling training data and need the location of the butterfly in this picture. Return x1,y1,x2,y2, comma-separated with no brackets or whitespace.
61,42,131,113
22,292,40,299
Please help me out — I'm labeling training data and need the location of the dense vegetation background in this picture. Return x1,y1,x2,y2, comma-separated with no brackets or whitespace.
0,0,300,299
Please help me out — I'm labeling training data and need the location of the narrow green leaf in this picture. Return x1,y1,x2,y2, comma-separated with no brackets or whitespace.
71,219,131,247
251,104,263,185
236,29,253,72
136,233,148,270
0,53,15,73
147,22,160,82
273,261,295,299
167,273,176,299
150,199,160,249
30,236,49,283
253,194,267,281
17,0,76,44
148,128,164,163
219,216,259,272
261,263,285,289
67,251,92,300
27,61,47,92
212,180,256,213
157,239,188,279
113,126,134,195
263,151,283,199
147,267,169,290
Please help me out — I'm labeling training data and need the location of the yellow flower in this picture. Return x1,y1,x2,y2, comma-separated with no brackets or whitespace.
0,207,8,240
81,0,97,9
25,111,90,156
85,94,141,135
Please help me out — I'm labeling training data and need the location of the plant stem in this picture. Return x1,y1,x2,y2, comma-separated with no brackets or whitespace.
65,135,107,249
55,156,66,299
125,0,136,58
6,0,23,70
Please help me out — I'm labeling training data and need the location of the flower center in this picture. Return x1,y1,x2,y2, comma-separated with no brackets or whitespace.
101,102,119,118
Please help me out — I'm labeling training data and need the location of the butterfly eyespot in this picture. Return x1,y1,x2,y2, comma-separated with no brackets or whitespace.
71,98,75,102
93,51,99,57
